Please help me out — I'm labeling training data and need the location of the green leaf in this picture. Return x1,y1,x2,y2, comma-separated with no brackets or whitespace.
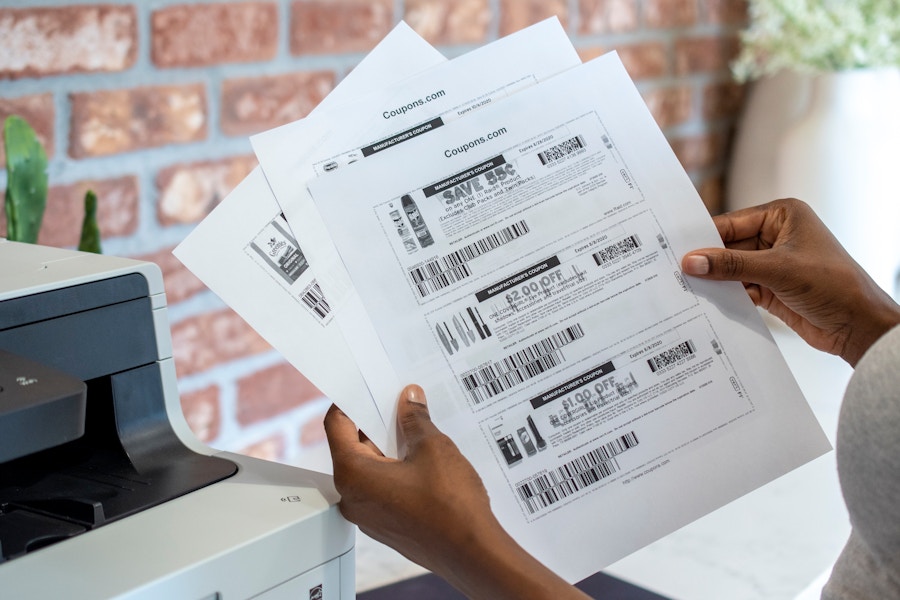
4,115,48,244
78,189,102,254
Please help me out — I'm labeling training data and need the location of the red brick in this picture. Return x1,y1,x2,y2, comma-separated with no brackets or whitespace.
578,46,608,62
675,36,740,75
171,309,272,377
579,0,639,35
405,0,492,46
180,385,221,443
133,245,208,305
299,412,328,447
703,0,748,25
0,6,137,80
8,176,141,248
579,43,669,81
670,132,726,171
499,0,568,37
612,42,669,80
236,362,323,426
642,86,693,128
156,155,258,226
290,0,394,55
644,0,698,29
69,84,207,159
240,434,286,462
703,81,745,119
220,72,334,137
0,94,54,163
152,3,279,68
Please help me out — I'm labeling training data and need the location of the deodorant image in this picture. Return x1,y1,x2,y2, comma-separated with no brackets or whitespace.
401,194,434,247
390,209,418,253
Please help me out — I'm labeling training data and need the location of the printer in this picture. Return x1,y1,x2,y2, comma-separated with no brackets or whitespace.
0,240,354,599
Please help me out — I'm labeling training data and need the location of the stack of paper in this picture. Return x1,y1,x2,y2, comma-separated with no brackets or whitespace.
175,19,831,583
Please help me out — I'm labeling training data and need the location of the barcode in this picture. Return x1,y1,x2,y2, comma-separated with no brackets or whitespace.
442,220,529,268
647,339,696,372
409,220,529,298
409,262,473,298
538,135,585,165
463,324,584,404
301,281,331,320
592,235,642,266
517,431,639,515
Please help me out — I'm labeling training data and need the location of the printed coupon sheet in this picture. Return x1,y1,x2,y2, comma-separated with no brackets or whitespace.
249,17,581,454
173,22,447,452
304,53,832,581
251,17,580,306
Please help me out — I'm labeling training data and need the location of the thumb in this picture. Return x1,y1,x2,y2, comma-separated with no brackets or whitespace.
396,384,441,455
682,248,767,285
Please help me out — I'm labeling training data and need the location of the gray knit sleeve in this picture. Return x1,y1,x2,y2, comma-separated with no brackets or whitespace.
821,324,900,599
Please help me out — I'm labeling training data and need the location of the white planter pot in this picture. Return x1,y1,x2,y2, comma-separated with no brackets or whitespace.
726,70,812,212
774,68,900,299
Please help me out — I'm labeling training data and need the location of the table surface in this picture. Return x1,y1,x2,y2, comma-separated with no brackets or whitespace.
323,317,854,599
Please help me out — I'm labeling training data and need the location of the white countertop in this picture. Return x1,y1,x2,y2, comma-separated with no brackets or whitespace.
350,317,854,598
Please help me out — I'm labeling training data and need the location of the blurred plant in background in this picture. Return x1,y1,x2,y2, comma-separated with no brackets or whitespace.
734,0,900,81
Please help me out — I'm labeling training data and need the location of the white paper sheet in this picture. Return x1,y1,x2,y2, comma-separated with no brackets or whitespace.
250,18,582,450
173,22,447,454
305,52,832,582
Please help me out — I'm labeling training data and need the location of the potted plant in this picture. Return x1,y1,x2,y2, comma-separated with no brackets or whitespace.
4,115,101,253
732,0,900,80
726,0,900,298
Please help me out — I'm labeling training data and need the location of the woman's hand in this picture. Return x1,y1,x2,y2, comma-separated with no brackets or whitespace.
682,198,900,366
324,385,590,600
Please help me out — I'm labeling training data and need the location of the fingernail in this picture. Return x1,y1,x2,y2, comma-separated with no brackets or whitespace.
683,255,710,275
404,384,427,406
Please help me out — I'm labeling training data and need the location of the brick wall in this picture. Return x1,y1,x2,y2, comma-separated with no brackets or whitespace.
0,0,748,466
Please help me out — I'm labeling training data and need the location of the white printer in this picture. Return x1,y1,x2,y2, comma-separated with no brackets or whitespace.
0,240,355,599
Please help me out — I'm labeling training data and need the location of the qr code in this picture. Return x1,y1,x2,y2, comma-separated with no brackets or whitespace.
647,340,696,372
592,235,641,266
538,135,586,165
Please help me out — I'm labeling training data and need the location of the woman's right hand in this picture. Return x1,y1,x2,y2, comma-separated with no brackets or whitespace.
325,385,591,600
681,198,900,366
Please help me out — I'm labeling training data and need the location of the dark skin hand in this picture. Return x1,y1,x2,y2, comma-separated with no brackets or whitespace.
682,198,900,366
326,198,900,600
325,385,591,600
